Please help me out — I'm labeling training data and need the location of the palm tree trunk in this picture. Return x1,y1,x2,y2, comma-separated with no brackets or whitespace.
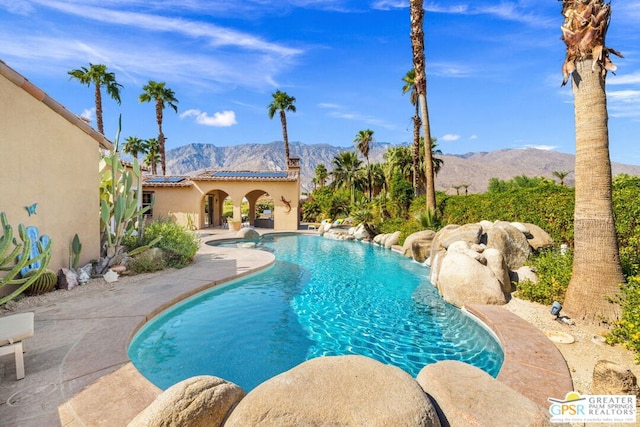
563,59,625,324
410,0,436,211
156,101,166,175
95,84,104,135
280,110,290,163
412,109,421,196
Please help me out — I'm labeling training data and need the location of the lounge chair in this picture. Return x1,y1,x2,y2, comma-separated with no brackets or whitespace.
0,312,35,380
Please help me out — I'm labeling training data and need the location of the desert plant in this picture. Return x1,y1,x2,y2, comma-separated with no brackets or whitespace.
69,233,82,270
130,219,198,269
0,212,52,305
25,269,57,296
97,116,153,274
607,276,640,362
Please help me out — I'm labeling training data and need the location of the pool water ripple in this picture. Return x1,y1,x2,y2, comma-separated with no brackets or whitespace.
129,234,503,391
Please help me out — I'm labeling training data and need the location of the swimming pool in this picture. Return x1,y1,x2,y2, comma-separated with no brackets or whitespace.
128,234,504,391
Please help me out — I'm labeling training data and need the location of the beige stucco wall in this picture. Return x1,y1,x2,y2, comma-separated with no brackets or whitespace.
0,75,101,276
145,178,300,231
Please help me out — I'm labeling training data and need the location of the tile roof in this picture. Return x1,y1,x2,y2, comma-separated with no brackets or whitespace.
142,170,299,187
0,60,113,151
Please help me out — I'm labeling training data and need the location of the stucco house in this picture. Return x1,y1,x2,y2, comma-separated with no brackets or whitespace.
142,158,301,231
0,60,111,284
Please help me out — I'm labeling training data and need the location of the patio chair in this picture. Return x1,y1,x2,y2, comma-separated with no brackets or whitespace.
0,312,35,380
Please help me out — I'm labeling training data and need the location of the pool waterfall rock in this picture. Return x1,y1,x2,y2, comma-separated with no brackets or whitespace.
404,220,554,308
223,355,442,426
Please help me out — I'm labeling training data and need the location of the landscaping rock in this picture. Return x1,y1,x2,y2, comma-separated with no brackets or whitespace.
57,268,78,290
485,221,531,270
512,266,538,284
483,247,512,294
128,376,245,427
417,360,552,427
522,222,555,251
431,223,483,253
591,360,640,398
236,228,259,240
384,231,401,249
225,355,441,427
402,230,436,260
436,249,506,307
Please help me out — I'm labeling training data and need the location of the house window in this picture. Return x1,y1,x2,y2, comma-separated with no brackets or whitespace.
142,191,154,217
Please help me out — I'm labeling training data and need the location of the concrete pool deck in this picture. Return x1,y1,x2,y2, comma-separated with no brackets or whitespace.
0,229,571,426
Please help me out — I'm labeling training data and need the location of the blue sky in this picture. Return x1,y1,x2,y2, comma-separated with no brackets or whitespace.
2,0,640,165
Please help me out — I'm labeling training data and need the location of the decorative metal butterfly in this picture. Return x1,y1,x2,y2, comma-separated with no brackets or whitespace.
25,203,37,216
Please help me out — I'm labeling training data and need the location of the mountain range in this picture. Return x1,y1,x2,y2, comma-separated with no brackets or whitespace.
166,142,640,194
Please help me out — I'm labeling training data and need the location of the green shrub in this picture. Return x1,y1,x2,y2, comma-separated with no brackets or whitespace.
127,249,168,274
607,276,640,363
126,219,199,269
515,248,573,305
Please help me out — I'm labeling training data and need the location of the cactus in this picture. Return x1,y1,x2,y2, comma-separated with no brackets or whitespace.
25,269,57,296
0,212,52,305
69,233,82,270
97,116,153,274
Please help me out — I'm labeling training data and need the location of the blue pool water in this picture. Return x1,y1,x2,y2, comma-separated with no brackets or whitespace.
128,234,503,391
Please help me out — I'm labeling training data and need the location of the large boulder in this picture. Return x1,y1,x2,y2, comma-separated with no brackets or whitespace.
522,222,555,251
431,224,483,254
417,361,552,427
128,376,245,427
384,231,401,249
591,360,640,398
436,245,506,307
236,228,259,240
225,355,441,426
483,247,512,294
352,223,372,240
485,221,531,270
402,230,436,261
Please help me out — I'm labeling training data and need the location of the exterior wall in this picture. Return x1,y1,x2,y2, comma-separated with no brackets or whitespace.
0,75,101,275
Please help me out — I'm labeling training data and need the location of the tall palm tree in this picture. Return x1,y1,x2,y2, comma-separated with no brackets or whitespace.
331,151,363,203
354,129,374,201
139,81,179,176
314,163,329,187
267,90,296,165
68,63,122,135
402,69,422,195
144,138,160,175
409,0,436,212
552,170,571,186
560,0,625,324
123,136,147,160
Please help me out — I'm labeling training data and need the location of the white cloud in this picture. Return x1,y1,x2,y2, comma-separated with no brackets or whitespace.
180,109,237,127
469,134,478,140
523,144,557,151
81,107,95,122
441,134,460,141
608,72,640,85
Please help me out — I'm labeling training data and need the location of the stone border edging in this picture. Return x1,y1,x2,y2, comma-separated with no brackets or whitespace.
465,304,574,408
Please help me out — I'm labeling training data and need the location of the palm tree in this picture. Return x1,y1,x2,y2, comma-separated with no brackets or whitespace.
139,81,179,176
402,69,421,195
331,151,363,203
384,146,412,184
68,63,122,135
409,0,436,212
267,90,296,164
552,170,571,186
354,129,374,201
370,162,387,198
314,163,329,187
560,0,625,324
123,136,147,160
144,138,160,175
